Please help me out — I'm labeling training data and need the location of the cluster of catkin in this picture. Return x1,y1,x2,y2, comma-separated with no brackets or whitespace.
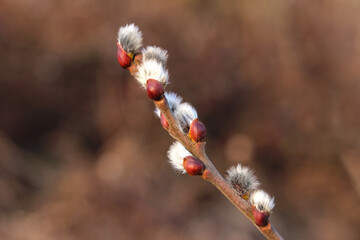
117,24,275,228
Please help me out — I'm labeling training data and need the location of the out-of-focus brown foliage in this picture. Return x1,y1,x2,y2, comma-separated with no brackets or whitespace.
0,0,359,239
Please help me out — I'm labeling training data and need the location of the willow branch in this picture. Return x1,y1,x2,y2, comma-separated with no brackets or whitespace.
155,98,284,240
117,23,284,239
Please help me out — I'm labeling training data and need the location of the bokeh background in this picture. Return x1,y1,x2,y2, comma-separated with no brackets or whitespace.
0,0,360,239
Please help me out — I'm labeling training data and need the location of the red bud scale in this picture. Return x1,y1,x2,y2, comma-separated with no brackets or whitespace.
189,119,207,142
146,79,164,101
160,113,169,129
183,156,205,176
252,206,270,227
117,43,132,68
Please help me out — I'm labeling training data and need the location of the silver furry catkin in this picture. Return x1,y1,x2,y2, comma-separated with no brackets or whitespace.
226,164,259,198
117,23,143,53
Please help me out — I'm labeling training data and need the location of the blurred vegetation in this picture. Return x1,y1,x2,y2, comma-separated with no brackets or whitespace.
0,0,359,239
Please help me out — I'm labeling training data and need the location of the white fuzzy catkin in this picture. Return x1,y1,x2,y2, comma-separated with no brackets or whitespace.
142,46,168,65
154,92,183,117
117,23,143,53
226,164,259,196
135,59,169,88
250,190,275,212
174,102,198,132
167,141,192,174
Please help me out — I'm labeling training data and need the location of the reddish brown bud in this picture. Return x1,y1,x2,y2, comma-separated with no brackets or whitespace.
160,113,169,129
183,156,205,176
146,79,164,101
189,119,206,142
117,43,132,68
252,206,270,227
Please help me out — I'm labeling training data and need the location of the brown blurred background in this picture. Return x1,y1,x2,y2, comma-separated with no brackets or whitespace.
0,0,360,239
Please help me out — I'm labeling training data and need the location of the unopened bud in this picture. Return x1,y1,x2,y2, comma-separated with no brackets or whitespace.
183,156,205,176
160,113,169,129
117,43,132,68
189,119,206,142
250,190,274,227
146,79,164,101
252,206,270,227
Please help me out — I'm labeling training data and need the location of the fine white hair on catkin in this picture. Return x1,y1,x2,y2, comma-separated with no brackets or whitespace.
142,46,168,65
174,102,198,132
135,59,169,88
167,141,192,174
117,23,143,53
250,190,275,212
226,164,259,196
154,92,183,117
